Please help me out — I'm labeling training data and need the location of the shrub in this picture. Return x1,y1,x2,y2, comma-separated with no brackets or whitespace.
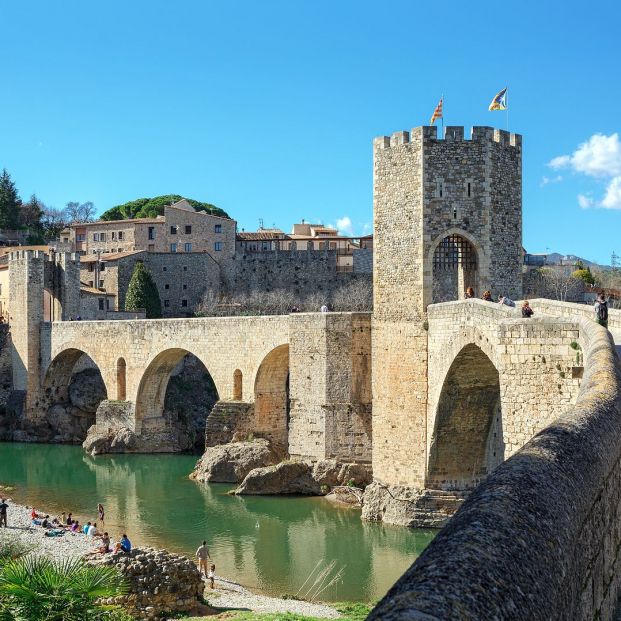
125,261,162,319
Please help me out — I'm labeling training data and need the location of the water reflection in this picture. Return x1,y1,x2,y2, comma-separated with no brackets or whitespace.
0,443,434,601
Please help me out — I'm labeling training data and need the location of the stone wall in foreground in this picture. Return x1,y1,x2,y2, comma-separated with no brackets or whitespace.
370,317,621,621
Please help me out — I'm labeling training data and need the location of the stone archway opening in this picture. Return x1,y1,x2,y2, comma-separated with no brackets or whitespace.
135,349,219,452
427,343,504,490
254,344,290,457
432,234,478,303
43,349,108,443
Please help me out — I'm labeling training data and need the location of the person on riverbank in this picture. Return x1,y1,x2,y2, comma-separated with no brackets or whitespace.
83,521,92,534
99,532,111,554
0,498,8,528
66,512,73,526
207,563,216,589
87,522,99,537
196,540,211,577
97,503,105,524
71,520,80,532
114,534,131,554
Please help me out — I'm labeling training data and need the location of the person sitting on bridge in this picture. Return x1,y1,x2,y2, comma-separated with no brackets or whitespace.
481,290,493,302
522,300,534,318
595,293,608,329
465,287,475,299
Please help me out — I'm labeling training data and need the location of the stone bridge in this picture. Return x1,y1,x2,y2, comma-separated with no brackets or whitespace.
32,312,372,458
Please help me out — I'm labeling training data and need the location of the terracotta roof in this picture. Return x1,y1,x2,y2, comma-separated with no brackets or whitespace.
0,245,51,255
237,231,288,241
80,284,115,296
82,250,144,262
70,217,164,227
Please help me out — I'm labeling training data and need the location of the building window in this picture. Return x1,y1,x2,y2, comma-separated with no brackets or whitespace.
100,232,106,241
165,284,170,290
184,243,192,252
185,225,192,234
164,300,170,308
88,263,94,272
106,298,110,310
99,262,105,271
170,243,177,252
76,234,85,242
88,280,93,288
93,233,99,241
99,280,104,288
148,244,155,251
214,242,223,251
436,179,444,198
163,266,167,271
148,227,155,240
215,224,222,234
98,299,105,310
183,266,187,271
170,226,177,235
118,231,124,240
181,299,188,307
112,232,116,240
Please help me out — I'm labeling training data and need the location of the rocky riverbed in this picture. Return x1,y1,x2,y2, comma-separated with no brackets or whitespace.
0,497,342,619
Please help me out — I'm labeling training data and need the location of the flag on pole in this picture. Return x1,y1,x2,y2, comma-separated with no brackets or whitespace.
430,97,443,125
489,87,508,111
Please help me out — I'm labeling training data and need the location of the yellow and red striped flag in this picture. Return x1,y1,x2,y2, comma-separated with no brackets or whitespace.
430,97,443,125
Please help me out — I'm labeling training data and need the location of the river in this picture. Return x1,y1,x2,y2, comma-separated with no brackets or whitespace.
0,442,434,602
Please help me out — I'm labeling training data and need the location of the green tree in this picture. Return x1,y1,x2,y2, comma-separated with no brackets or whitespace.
572,266,595,285
0,556,128,621
100,194,230,221
20,194,46,243
0,169,22,231
125,261,162,318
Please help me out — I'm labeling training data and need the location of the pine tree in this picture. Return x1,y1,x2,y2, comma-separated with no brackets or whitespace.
125,261,162,318
0,169,22,230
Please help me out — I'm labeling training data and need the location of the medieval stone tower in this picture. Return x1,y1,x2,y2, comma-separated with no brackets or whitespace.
9,250,81,420
372,125,522,487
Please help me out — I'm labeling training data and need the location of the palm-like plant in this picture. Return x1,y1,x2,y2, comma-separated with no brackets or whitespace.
0,556,129,621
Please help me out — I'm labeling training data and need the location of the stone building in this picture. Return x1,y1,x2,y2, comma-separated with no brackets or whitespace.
60,200,236,258
372,125,522,487
80,251,221,318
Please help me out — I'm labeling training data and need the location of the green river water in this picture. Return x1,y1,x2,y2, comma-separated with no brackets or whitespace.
0,442,434,602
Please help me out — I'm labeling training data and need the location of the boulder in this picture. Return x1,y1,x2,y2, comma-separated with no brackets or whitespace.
190,439,278,483
338,462,372,487
312,459,342,487
312,460,372,489
234,461,321,495
83,424,138,455
86,546,204,619
361,482,467,528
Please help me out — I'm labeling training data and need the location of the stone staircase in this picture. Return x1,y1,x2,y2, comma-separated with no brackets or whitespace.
204,401,254,448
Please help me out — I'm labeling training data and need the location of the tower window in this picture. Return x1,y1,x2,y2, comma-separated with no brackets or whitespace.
453,208,458,220
436,179,444,198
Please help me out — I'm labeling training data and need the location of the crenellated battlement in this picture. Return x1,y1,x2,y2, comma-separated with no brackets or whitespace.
374,125,522,150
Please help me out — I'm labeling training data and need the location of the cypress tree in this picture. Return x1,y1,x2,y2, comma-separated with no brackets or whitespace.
0,169,22,230
125,261,162,318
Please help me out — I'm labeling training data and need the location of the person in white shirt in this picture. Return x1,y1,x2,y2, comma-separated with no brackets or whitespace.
320,304,328,313
87,522,99,537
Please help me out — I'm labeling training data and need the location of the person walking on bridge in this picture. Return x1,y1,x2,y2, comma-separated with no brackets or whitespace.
595,293,609,329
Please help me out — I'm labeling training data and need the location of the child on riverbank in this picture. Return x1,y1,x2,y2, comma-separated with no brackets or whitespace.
207,564,216,589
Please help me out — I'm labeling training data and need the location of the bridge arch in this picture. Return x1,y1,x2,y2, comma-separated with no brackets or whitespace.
134,348,221,435
253,344,290,456
427,343,503,490
43,348,109,442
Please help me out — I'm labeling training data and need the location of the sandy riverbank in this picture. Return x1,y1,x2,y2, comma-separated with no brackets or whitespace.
0,497,341,619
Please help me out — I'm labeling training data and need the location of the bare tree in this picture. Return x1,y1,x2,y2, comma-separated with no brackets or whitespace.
41,205,69,239
536,268,584,302
332,278,372,311
65,201,96,223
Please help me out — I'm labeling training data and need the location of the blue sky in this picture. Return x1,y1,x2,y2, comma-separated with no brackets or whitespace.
1,0,620,264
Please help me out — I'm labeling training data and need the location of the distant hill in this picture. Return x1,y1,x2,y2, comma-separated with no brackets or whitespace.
100,195,230,221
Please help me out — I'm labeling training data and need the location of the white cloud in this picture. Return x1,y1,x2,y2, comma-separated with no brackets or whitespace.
578,194,594,209
549,132,621,208
540,175,563,187
602,177,621,209
336,216,354,236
